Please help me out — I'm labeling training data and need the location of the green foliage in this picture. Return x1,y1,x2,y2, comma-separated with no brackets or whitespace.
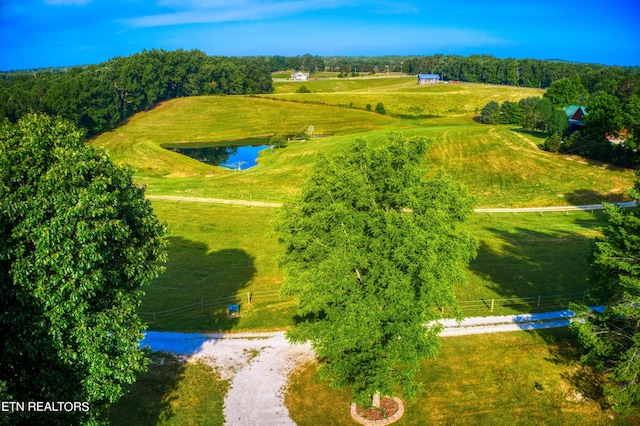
276,134,478,405
296,85,311,93
270,135,288,148
375,102,386,114
480,100,501,124
547,108,569,136
500,100,523,125
519,96,542,131
0,113,168,424
543,134,562,153
544,76,589,107
583,92,625,141
294,129,309,140
0,49,274,136
570,176,640,414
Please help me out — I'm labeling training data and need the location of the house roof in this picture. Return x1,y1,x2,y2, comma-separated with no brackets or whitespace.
418,74,440,79
563,105,587,119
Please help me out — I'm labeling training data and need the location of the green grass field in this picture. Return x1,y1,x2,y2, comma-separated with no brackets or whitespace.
110,352,228,426
140,199,606,331
90,78,640,422
286,328,639,425
89,78,639,331
93,80,634,207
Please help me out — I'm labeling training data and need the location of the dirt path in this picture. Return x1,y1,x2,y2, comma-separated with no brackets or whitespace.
147,194,636,212
141,308,594,425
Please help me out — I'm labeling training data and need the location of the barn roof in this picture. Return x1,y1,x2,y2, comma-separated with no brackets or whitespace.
418,74,440,79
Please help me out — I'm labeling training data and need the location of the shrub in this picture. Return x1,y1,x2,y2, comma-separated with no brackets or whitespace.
270,135,288,148
544,134,562,153
375,103,386,115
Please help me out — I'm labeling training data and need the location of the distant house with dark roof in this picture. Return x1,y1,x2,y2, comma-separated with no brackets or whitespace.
418,74,440,85
564,105,587,126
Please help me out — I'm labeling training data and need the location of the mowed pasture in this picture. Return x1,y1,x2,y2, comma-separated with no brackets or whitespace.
100,77,640,423
141,200,605,332
287,328,633,425
90,77,637,331
92,79,634,207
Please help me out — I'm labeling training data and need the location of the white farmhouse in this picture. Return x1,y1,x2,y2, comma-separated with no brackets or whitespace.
290,71,310,81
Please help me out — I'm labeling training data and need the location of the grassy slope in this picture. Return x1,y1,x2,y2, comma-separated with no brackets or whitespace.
96,78,639,422
92,81,635,206
287,328,636,425
92,95,396,177
143,200,605,331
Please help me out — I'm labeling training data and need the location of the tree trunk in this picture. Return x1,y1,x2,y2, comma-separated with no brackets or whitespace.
372,391,381,409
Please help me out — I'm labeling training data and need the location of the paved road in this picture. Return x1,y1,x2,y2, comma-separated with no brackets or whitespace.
147,195,636,213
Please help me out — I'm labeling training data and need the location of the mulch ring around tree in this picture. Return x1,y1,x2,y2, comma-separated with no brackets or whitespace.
350,397,404,425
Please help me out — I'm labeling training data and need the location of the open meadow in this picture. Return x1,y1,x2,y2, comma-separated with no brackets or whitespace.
96,76,639,423
90,76,637,331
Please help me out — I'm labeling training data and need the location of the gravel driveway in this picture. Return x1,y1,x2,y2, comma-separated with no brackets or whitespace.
141,308,597,425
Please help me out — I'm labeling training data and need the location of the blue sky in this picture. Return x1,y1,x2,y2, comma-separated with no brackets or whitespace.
1,0,639,70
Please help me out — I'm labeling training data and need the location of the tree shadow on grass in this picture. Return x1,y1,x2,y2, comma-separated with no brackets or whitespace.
110,351,186,426
142,236,257,332
562,189,629,206
528,328,609,410
467,224,597,312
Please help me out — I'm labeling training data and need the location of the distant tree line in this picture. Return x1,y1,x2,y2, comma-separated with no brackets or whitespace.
4,50,638,141
480,73,640,166
279,54,639,91
0,49,273,136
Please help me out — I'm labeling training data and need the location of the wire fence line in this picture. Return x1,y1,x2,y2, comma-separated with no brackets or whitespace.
137,289,590,323
136,290,288,323
454,291,588,315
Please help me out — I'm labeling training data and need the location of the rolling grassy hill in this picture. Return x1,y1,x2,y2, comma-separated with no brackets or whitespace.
92,79,634,207
102,76,639,424
90,77,636,331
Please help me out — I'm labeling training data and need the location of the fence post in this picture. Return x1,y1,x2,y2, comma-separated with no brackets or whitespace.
490,299,494,312
201,299,204,313
538,295,541,307
248,292,252,304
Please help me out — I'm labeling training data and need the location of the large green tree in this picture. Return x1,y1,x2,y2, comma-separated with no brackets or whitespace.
570,176,640,414
276,135,478,407
480,100,501,124
0,114,167,424
543,76,589,107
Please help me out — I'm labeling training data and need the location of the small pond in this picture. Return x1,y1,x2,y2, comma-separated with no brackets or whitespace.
163,139,271,170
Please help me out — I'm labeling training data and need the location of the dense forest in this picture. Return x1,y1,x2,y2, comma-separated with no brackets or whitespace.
2,50,639,140
0,49,273,136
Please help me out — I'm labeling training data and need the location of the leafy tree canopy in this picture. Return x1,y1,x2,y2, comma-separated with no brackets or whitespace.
0,113,167,424
543,76,589,107
480,100,501,124
276,134,478,406
583,91,625,141
570,175,640,414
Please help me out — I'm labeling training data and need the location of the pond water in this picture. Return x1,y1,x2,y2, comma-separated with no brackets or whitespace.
164,141,270,170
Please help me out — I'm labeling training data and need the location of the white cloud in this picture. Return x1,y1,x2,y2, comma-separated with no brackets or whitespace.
124,0,351,28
